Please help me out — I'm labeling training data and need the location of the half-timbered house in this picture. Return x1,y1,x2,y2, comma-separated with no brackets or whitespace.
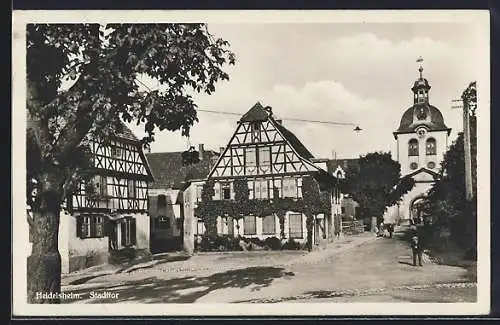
56,124,154,273
192,102,339,247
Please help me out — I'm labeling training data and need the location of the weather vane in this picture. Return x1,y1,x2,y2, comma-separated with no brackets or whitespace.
416,56,424,78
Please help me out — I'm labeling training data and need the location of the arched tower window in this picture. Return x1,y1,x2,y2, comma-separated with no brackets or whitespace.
426,138,436,155
408,139,419,156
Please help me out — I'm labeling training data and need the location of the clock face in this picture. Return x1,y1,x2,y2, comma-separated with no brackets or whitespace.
416,128,427,138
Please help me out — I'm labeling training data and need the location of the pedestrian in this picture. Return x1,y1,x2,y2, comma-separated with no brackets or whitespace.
388,223,394,238
411,231,423,266
378,221,385,237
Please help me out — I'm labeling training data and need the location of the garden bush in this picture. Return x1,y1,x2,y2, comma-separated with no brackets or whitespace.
264,236,282,250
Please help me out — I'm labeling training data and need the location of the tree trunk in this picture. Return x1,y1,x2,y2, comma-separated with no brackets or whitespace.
27,169,64,304
27,209,62,303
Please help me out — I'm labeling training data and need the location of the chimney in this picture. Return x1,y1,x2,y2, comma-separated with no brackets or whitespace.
219,147,225,154
198,144,204,161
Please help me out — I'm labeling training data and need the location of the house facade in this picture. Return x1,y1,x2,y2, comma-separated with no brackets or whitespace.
186,102,338,249
146,145,218,254
327,159,361,219
54,125,154,273
384,64,451,225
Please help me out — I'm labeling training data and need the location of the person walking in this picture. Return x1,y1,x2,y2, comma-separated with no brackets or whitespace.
411,230,423,266
388,223,394,238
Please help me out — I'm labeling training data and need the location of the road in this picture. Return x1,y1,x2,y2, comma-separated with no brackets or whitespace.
61,232,476,303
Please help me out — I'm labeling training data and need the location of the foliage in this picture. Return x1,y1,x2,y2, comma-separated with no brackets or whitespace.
341,152,415,223
26,23,235,303
422,131,477,252
195,234,302,252
27,23,236,210
194,175,332,250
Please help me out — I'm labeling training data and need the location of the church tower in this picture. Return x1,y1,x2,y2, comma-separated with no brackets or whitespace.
386,58,452,225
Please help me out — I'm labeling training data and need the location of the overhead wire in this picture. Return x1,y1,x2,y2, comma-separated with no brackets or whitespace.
134,78,358,128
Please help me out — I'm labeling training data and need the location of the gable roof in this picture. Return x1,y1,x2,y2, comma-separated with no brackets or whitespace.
116,123,139,142
146,150,219,190
238,102,315,160
239,102,270,123
271,118,314,160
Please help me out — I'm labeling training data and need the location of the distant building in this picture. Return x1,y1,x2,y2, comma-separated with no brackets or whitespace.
384,62,451,225
326,159,361,221
146,145,218,254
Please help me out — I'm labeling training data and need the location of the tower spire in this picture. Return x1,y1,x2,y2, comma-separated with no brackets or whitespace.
417,56,424,79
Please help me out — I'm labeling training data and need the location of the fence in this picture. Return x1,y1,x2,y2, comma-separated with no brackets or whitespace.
341,220,365,235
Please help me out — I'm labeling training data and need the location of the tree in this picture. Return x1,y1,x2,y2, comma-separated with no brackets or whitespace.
341,152,415,225
26,23,235,303
423,132,477,252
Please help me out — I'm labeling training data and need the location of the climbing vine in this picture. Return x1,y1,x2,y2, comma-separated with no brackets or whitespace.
194,175,332,251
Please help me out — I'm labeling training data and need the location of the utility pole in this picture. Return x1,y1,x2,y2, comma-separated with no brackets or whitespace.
453,81,477,201
462,82,477,201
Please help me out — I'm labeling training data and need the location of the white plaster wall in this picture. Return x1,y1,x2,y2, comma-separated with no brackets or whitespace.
133,212,150,250
397,130,448,176
58,210,70,274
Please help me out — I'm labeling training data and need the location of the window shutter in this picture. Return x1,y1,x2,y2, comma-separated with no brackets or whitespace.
130,218,137,245
101,176,107,196
76,215,82,238
96,216,104,237
89,216,96,238
121,221,126,246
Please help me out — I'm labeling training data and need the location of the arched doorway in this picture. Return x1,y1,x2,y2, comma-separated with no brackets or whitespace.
409,196,427,225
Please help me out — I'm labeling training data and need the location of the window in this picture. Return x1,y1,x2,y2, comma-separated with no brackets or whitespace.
127,179,136,198
77,214,105,239
111,146,122,158
227,217,234,235
410,162,418,170
85,176,107,197
157,195,167,209
282,177,297,198
258,147,271,167
245,148,257,167
262,215,276,235
427,161,436,169
408,139,419,156
289,213,303,239
197,220,206,235
254,179,268,199
426,138,436,155
156,216,170,229
244,215,257,235
341,207,346,214
196,185,203,203
248,180,254,199
251,122,260,142
121,217,137,247
222,183,231,200
213,182,221,200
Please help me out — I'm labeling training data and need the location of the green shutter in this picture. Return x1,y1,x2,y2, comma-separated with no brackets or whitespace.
121,221,126,246
130,218,137,245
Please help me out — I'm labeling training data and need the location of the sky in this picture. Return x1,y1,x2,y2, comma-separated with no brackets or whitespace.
130,22,480,160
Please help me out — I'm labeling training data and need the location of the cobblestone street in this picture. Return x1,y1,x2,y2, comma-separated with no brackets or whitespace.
61,231,476,304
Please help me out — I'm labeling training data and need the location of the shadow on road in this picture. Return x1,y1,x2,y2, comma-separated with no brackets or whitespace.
64,266,292,303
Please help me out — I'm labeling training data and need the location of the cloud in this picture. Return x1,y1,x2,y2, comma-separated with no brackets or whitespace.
127,26,476,162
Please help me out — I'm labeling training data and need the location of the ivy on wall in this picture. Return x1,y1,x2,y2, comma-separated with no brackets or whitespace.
194,175,332,251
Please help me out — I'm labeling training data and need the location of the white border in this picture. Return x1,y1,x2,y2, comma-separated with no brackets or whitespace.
12,10,490,316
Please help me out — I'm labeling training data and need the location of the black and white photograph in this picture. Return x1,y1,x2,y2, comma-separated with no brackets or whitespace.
12,10,490,316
